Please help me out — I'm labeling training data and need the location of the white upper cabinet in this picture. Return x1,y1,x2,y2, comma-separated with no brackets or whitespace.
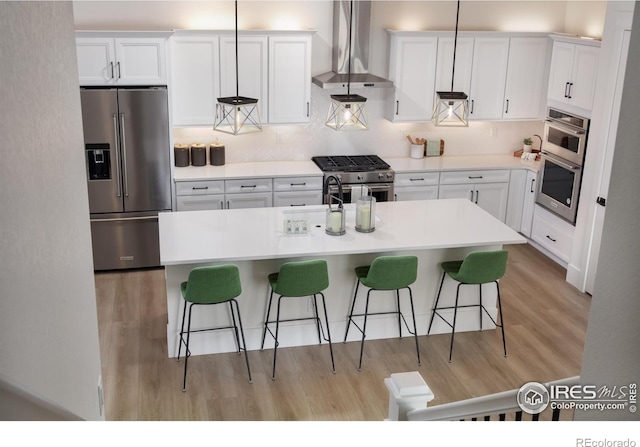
220,35,268,123
76,35,167,86
503,37,550,120
468,37,510,120
435,37,474,99
387,33,438,122
268,34,312,124
170,36,220,126
547,38,600,113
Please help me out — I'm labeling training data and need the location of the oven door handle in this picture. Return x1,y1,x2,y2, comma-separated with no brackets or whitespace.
541,151,582,170
364,184,392,192
544,119,586,135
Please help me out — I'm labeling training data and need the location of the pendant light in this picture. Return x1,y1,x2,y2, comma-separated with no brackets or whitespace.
432,0,469,127
325,0,368,131
213,0,262,135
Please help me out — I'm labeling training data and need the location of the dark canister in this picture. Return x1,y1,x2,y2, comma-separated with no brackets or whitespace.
210,140,225,166
174,144,190,167
190,143,206,166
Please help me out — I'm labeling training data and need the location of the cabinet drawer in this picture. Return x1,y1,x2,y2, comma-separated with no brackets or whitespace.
274,176,323,192
176,194,224,211
273,191,323,207
531,207,574,261
175,180,224,196
439,169,510,185
225,178,272,193
394,172,439,187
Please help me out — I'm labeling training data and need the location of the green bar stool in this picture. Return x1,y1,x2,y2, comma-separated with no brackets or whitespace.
260,259,335,380
427,249,509,363
177,264,252,391
344,255,421,371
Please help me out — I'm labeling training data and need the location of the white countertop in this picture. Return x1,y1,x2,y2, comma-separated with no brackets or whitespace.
173,160,322,181
159,199,526,265
173,155,539,182
386,154,540,173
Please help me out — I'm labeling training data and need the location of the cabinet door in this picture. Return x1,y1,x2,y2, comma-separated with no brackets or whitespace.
503,37,549,120
506,169,526,231
395,186,439,201
226,192,273,209
435,37,474,98
520,170,538,237
388,36,438,122
547,41,575,103
221,35,268,122
76,37,116,85
176,194,225,211
114,38,166,85
469,38,510,120
171,36,220,126
268,34,312,124
438,183,474,201
273,191,322,207
474,182,509,222
569,45,599,110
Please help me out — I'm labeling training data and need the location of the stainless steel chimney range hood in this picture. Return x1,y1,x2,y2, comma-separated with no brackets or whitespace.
312,1,393,89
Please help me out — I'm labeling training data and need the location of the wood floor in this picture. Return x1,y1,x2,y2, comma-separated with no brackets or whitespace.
94,243,591,421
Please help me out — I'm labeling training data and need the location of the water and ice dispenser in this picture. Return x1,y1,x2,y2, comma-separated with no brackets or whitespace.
86,143,111,180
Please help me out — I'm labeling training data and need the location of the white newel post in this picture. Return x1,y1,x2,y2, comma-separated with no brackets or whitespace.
384,371,434,421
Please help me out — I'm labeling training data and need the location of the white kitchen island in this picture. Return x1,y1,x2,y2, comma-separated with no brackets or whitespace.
159,199,526,358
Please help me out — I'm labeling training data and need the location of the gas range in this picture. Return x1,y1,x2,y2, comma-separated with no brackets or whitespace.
311,155,395,184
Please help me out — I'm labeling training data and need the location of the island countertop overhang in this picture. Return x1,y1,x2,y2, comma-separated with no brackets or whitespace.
159,199,527,266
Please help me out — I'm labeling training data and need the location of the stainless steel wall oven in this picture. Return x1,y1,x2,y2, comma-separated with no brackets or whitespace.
536,108,590,224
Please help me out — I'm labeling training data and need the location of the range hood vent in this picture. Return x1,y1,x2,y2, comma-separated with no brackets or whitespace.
312,1,393,89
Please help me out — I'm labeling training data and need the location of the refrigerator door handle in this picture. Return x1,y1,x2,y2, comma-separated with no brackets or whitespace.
120,113,129,197
91,216,158,223
112,113,122,198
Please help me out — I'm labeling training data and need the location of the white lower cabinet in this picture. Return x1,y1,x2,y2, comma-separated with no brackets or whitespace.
226,192,273,209
520,170,538,237
531,205,574,263
394,172,439,201
438,170,510,222
273,176,323,207
176,180,225,211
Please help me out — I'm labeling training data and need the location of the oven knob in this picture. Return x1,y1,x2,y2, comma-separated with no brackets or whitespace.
357,174,363,181
378,173,384,179
386,173,393,179
337,175,342,181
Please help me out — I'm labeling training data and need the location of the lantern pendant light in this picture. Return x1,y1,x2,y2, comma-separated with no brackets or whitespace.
213,0,262,135
432,0,469,127
325,0,368,131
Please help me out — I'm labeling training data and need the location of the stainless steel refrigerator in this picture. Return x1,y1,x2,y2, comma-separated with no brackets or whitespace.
81,87,171,270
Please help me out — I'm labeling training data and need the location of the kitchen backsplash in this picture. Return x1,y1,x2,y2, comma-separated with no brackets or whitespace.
173,86,545,163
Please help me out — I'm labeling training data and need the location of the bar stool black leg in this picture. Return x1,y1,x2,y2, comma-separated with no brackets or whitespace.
427,271,447,335
396,289,402,338
261,290,275,350
407,287,421,365
496,281,507,357
272,295,284,380
178,299,188,361
228,301,241,354
182,303,195,392
232,299,253,383
344,280,360,342
479,284,483,331
319,292,336,373
358,290,372,371
312,294,322,345
448,283,463,363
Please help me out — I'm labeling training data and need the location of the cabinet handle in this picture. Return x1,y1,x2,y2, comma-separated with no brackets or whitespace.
564,82,570,98
192,186,209,190
468,176,483,179
290,203,305,207
240,185,257,189
469,190,474,201
396,100,399,115
470,100,474,114
220,200,224,209
307,102,310,117
394,193,398,201
112,114,122,198
110,61,114,79
409,178,425,182
226,201,230,209
120,113,129,197
117,61,121,79
475,190,479,204
546,235,557,242
290,183,306,186
568,82,573,99
530,178,536,193
505,99,509,114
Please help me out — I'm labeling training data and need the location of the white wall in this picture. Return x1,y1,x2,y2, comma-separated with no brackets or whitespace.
73,1,604,161
0,2,103,420
575,0,640,422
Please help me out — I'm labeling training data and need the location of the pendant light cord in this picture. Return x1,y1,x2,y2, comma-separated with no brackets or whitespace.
451,0,460,93
347,0,353,97
235,0,239,99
